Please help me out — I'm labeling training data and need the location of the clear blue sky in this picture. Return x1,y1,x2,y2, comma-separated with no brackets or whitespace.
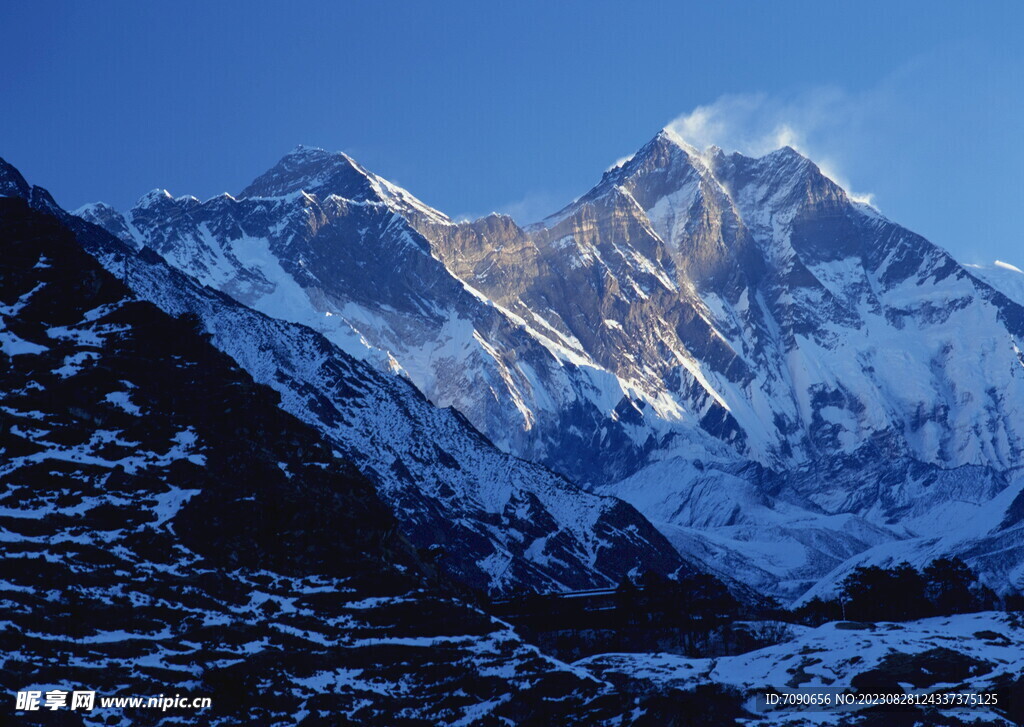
3,1,1023,264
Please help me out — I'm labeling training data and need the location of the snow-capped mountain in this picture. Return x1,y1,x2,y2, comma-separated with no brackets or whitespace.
77,133,1024,600
3,155,692,598
428,129,1024,480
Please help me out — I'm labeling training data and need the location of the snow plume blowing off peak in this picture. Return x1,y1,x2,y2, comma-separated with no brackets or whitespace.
665,92,876,206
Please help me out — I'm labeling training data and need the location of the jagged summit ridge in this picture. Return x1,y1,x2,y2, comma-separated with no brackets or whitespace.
239,145,451,224
239,145,375,199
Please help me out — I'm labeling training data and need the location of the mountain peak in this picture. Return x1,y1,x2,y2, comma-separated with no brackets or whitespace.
287,142,322,155
239,146,373,200
74,200,119,217
135,188,175,208
240,146,451,224
653,127,816,170
0,156,31,199
655,127,701,156
282,144,355,164
650,128,737,168
759,144,813,168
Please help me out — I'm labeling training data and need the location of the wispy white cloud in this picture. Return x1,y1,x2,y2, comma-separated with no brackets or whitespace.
606,153,635,172
665,90,876,206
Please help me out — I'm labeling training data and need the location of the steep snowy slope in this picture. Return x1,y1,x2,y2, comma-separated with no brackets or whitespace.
3,156,692,597
967,260,1024,307
450,129,1024,485
1,194,656,725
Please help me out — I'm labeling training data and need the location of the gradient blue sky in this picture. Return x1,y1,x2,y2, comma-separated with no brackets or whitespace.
3,1,1023,264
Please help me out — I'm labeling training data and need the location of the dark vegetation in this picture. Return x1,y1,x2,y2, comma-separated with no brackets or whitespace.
490,571,741,632
487,557,1020,662
794,558,1003,625
486,571,790,660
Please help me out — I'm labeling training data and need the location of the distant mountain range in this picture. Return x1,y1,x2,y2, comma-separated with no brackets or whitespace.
72,130,1024,602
